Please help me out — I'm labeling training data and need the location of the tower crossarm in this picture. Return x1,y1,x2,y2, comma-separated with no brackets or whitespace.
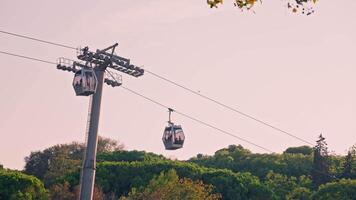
104,69,123,87
56,57,86,73
76,44,144,77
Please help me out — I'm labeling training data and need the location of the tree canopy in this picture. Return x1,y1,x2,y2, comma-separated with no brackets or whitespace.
120,169,221,200
312,179,356,200
1,135,354,199
284,146,313,156
189,144,313,179
89,160,272,200
207,0,319,15
24,136,123,186
312,134,331,186
0,169,47,200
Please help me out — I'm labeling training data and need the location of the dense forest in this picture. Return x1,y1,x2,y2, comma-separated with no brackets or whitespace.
1,135,355,200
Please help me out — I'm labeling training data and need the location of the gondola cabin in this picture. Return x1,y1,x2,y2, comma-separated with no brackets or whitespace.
72,68,98,96
162,123,185,150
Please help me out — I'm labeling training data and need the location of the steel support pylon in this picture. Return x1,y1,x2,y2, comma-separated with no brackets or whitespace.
79,68,105,200
55,43,143,200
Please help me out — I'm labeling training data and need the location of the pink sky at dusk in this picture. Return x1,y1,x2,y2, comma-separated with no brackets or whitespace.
0,0,356,170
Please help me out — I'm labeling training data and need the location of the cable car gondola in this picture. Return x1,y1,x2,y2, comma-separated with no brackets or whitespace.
162,108,185,150
72,67,98,96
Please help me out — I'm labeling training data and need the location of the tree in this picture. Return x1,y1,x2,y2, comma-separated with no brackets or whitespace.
190,145,313,179
0,170,47,200
284,146,313,156
312,179,356,200
49,181,106,200
97,150,166,162
282,153,313,178
49,181,75,200
24,136,124,186
120,169,221,200
97,135,124,153
86,160,273,200
342,145,356,179
264,171,298,200
43,153,81,186
24,142,85,181
286,187,311,200
312,134,331,186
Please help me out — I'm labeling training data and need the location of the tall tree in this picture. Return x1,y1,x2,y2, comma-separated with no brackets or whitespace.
24,142,84,182
97,135,125,153
342,144,356,179
24,136,124,185
312,134,331,186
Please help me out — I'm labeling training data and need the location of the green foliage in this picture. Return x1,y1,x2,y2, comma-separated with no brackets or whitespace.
312,134,331,186
97,135,125,153
0,170,47,200
24,136,123,187
63,160,272,200
121,169,221,200
17,137,356,200
263,171,312,200
24,142,84,182
264,171,298,200
48,181,106,200
97,150,166,163
284,146,313,156
286,187,311,200
282,153,313,178
190,145,313,179
342,145,356,179
24,142,83,187
48,181,75,200
312,179,356,200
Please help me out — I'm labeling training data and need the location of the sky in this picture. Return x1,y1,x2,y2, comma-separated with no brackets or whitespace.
0,0,355,170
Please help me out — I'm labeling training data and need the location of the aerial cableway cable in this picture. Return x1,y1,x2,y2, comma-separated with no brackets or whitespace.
0,30,314,146
0,50,57,65
0,50,274,153
144,69,314,145
0,30,76,50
